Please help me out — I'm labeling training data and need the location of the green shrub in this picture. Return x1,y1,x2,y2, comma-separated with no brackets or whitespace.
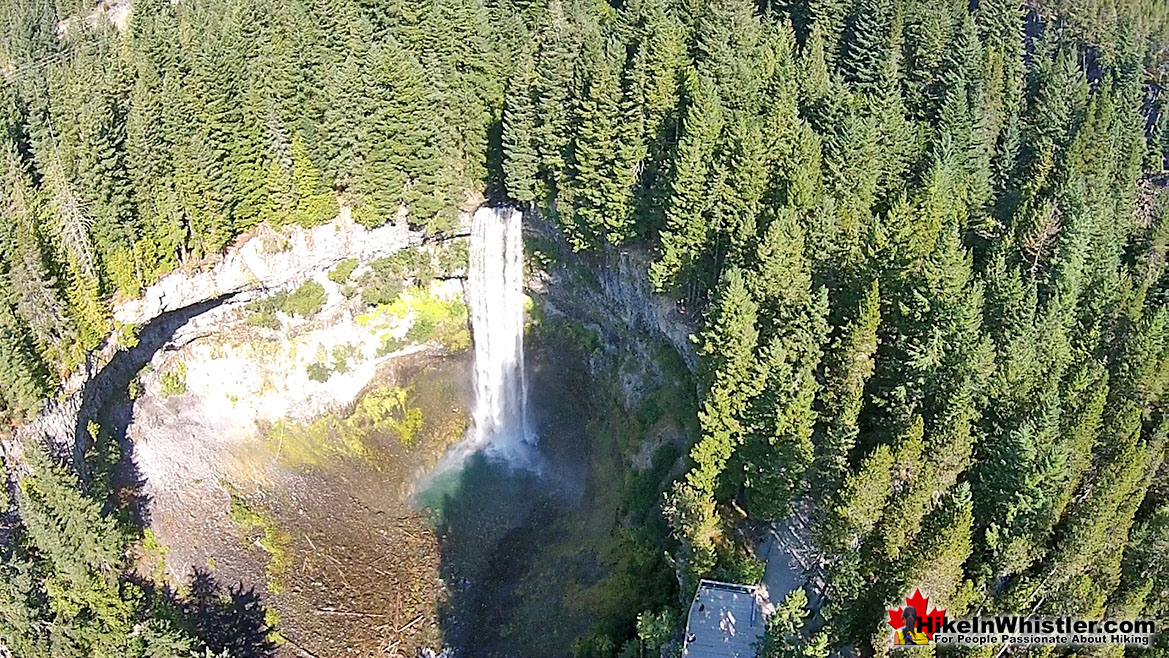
329,258,359,284
360,274,405,307
247,281,327,323
306,343,363,382
306,362,331,383
524,234,560,271
160,362,187,398
359,248,434,305
283,280,327,317
437,240,468,276
331,343,361,373
246,294,286,329
378,333,407,356
246,308,281,329
715,543,766,586
572,633,616,658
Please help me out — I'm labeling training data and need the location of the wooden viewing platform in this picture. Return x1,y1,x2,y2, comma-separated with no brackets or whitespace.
682,579,772,658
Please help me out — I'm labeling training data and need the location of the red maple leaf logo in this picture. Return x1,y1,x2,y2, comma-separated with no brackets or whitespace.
887,589,946,640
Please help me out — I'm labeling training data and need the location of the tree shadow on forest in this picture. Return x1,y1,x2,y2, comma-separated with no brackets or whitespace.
179,568,277,658
482,116,506,203
74,294,284,658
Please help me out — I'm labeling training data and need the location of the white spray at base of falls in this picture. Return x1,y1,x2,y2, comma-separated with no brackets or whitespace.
467,205,533,464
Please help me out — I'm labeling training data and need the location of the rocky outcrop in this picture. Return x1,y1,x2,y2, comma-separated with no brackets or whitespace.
116,210,423,325
587,246,697,372
527,215,698,407
6,212,431,482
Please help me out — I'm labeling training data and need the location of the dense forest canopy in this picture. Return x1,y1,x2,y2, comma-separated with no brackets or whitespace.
0,0,1168,655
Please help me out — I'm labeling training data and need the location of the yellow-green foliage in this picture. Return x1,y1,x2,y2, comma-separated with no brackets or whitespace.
115,322,140,350
265,608,285,644
355,386,424,446
266,384,425,467
357,286,470,353
106,247,142,297
225,485,290,594
387,287,470,351
141,528,169,583
329,258,359,284
160,362,187,397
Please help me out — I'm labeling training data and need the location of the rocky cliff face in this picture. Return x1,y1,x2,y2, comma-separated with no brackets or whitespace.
6,208,692,481
116,209,424,325
5,212,434,482
527,216,698,408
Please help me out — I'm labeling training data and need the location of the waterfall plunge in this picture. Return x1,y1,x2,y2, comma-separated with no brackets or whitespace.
466,206,533,465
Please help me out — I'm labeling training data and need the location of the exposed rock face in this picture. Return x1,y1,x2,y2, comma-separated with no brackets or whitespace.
527,215,698,408
588,246,697,372
6,207,691,484
5,213,430,482
116,211,422,325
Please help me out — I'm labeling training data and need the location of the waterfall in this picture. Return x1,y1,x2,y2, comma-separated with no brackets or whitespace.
466,205,532,464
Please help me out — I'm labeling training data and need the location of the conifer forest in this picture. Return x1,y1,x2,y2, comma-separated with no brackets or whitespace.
0,0,1167,656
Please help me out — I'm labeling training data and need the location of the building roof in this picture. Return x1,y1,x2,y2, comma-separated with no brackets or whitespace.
682,580,770,658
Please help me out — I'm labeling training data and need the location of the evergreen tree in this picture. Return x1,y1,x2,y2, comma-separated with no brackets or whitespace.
5,446,197,658
531,0,578,204
741,214,830,519
688,267,763,496
839,0,898,94
0,2,1164,655
502,49,541,204
821,443,893,551
650,72,723,290
814,279,880,490
566,32,639,247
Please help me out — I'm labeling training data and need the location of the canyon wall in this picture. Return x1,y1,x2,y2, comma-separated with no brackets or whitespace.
527,216,698,409
5,213,433,479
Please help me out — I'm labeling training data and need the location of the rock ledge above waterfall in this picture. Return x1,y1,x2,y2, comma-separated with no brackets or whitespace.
115,210,425,326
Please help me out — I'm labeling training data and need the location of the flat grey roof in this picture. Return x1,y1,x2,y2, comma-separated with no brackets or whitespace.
682,580,768,658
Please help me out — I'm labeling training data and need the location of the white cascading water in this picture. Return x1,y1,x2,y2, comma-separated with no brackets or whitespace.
466,206,533,464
